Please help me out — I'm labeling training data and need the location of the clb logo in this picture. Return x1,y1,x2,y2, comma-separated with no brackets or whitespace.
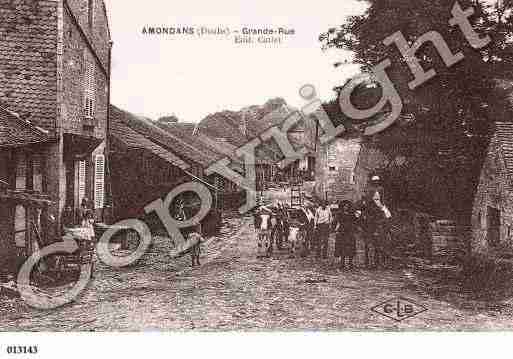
371,297,427,322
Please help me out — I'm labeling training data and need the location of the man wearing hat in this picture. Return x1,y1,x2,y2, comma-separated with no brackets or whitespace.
314,200,333,259
363,185,392,269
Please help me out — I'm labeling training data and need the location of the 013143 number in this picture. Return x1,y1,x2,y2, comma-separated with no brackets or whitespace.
6,346,38,355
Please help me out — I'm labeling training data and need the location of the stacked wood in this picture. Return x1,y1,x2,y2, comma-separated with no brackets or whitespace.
429,220,470,263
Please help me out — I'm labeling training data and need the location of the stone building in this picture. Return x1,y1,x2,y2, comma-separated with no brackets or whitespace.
471,122,513,254
0,0,111,230
314,136,362,202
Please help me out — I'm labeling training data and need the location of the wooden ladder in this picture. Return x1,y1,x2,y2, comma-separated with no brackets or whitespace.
290,181,303,208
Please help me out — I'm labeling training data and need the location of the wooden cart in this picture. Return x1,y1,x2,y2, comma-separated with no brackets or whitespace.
51,228,96,279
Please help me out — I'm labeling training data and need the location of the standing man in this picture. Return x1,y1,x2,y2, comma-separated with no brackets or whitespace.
314,200,333,259
303,206,315,255
364,190,392,269
280,202,290,250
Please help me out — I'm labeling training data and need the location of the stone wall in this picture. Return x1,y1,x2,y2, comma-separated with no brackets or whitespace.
472,135,513,254
64,0,110,70
315,137,361,202
62,6,108,139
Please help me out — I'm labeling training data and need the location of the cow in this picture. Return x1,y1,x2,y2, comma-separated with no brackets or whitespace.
287,224,304,257
254,206,273,258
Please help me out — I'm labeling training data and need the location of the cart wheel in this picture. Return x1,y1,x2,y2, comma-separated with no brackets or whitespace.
126,229,140,250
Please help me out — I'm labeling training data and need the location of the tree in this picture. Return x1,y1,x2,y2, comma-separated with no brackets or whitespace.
320,0,513,221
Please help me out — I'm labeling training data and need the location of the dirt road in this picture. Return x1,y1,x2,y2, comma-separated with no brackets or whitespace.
2,206,513,331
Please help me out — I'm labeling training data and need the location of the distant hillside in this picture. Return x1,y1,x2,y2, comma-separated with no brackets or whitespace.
198,98,294,146
197,98,316,164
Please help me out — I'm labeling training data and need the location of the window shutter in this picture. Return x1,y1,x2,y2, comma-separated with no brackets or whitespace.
33,155,43,192
78,160,86,206
83,58,95,118
14,205,27,248
94,154,105,209
15,154,27,190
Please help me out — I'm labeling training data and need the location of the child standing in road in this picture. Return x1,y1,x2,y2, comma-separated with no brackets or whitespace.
189,232,203,267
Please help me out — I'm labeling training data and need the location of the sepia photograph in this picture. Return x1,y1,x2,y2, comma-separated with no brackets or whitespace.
1,0,513,356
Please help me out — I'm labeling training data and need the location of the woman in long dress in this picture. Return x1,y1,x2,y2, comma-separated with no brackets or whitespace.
334,201,357,270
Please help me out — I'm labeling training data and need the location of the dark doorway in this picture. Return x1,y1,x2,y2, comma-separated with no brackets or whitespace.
487,206,501,247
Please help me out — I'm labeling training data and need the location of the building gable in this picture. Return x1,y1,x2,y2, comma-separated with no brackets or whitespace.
64,0,111,71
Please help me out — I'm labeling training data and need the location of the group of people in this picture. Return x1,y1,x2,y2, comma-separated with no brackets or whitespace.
61,198,96,240
253,184,394,270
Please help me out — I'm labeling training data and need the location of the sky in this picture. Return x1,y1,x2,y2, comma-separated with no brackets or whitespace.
104,0,368,123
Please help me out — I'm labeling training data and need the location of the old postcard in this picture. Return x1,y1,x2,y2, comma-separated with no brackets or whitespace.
1,0,513,356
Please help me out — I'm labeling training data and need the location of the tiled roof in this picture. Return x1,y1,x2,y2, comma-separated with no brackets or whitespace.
495,122,513,183
155,122,222,161
155,122,244,172
110,105,219,168
196,133,241,163
0,0,59,132
0,107,51,148
199,111,246,146
110,108,189,171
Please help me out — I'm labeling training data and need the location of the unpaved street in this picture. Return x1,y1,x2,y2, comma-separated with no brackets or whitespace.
2,202,513,331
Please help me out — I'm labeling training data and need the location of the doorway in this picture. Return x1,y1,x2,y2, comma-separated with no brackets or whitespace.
487,206,501,247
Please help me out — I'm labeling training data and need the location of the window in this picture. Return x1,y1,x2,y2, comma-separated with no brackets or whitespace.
94,154,105,209
481,209,487,229
15,154,26,190
83,58,95,119
327,142,337,170
88,0,95,28
33,155,43,192
77,160,86,207
329,166,336,172
14,205,27,248
350,170,355,184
